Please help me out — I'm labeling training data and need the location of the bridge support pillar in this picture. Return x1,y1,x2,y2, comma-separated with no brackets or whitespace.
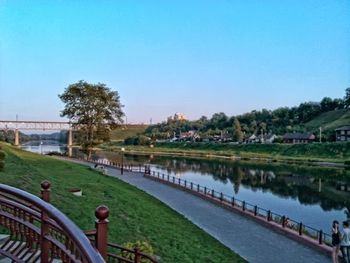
14,129,19,146
67,129,73,157
68,129,73,147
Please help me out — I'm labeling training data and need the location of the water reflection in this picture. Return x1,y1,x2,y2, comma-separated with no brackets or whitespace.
93,152,350,231
21,140,67,155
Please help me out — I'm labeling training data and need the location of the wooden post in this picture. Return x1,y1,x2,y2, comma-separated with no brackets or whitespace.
231,197,235,207
95,205,109,260
242,201,246,211
40,181,51,263
211,189,214,198
254,206,258,216
220,192,223,202
41,180,51,202
134,248,141,263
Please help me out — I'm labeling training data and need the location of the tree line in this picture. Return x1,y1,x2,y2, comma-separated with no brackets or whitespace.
142,89,350,143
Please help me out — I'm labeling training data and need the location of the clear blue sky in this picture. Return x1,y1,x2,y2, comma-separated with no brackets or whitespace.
0,1,349,123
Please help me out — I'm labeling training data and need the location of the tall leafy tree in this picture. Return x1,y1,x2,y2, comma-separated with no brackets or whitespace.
232,117,243,142
345,87,350,109
59,80,124,156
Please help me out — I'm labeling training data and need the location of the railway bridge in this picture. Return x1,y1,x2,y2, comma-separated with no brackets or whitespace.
0,120,73,155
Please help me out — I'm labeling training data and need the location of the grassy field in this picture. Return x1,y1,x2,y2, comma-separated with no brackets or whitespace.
304,110,350,131
0,143,244,263
102,141,350,164
110,125,148,142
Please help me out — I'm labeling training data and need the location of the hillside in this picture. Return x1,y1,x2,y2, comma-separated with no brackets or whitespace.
110,124,148,141
304,110,350,131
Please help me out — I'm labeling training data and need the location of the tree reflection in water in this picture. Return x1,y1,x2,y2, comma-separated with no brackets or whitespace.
95,151,350,220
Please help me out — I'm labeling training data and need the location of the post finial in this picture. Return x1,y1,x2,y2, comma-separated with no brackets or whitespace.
41,180,51,190
95,205,109,221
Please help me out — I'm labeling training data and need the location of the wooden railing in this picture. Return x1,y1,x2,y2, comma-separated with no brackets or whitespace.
0,181,104,263
85,206,158,263
0,181,158,263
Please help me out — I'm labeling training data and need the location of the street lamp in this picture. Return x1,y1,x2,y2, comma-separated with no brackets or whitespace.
121,147,125,175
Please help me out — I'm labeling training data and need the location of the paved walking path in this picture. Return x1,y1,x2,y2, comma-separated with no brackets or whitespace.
69,159,330,263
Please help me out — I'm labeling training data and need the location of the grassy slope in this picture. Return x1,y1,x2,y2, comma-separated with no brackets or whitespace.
0,143,243,263
110,125,148,141
304,110,350,131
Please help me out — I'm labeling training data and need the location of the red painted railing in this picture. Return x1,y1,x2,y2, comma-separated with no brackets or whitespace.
0,181,104,263
0,181,158,263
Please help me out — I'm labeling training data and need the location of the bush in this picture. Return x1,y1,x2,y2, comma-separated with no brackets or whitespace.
121,241,155,263
124,135,151,146
0,150,5,161
0,150,5,171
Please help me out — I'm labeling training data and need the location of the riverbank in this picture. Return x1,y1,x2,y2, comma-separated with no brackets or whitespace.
66,158,330,263
100,141,350,167
0,143,244,263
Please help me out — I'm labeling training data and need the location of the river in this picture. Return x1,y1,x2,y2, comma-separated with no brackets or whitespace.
21,141,350,232
21,140,67,155
93,151,350,232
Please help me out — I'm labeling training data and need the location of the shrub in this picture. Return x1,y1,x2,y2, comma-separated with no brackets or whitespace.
121,240,155,263
0,150,5,161
0,150,5,171
124,135,151,146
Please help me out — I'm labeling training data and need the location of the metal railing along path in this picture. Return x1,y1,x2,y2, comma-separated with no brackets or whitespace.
142,168,335,257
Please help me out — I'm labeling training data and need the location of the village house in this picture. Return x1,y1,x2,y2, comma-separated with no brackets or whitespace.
335,126,350,142
244,134,277,144
283,132,315,144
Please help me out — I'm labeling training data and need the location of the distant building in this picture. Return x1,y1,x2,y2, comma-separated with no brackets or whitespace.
335,126,350,142
283,133,315,144
244,134,277,144
167,112,187,123
173,112,187,121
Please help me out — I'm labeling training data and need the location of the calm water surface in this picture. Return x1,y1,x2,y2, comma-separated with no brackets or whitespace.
21,140,67,155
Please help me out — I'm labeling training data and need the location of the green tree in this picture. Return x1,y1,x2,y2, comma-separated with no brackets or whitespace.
59,80,124,156
345,87,350,109
232,117,243,142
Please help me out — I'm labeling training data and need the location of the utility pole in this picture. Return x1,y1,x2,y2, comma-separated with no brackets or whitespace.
319,127,322,143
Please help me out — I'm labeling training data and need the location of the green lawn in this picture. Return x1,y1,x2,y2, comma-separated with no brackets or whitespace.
0,143,244,263
110,125,148,142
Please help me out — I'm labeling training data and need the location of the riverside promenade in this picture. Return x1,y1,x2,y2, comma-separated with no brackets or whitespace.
69,159,330,263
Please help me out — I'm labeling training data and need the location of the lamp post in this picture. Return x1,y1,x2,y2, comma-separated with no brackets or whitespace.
121,147,125,175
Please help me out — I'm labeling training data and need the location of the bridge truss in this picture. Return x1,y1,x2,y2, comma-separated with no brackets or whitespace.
0,121,72,130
